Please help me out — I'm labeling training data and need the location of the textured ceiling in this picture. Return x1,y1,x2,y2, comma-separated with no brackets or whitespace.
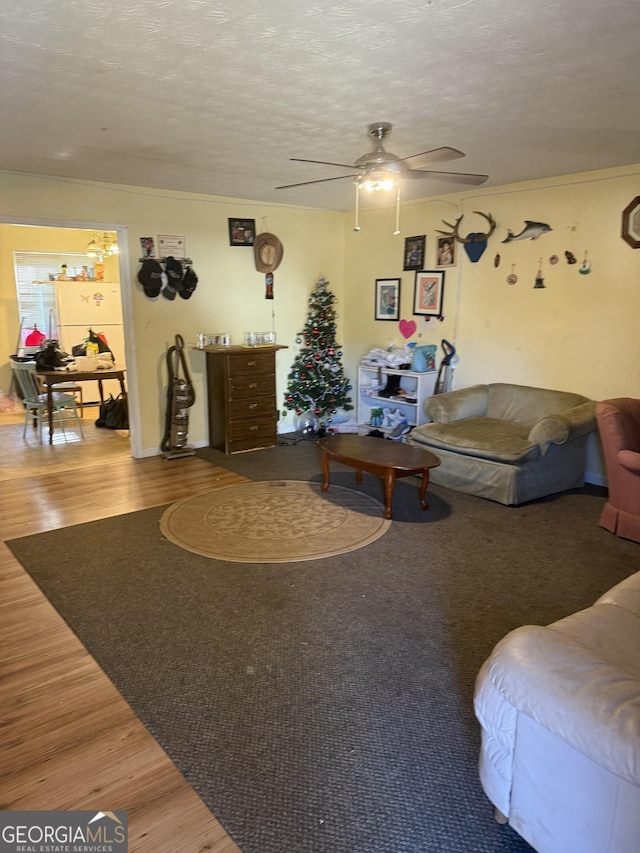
1,0,639,211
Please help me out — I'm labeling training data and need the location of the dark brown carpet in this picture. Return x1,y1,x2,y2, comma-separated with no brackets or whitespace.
7,441,637,853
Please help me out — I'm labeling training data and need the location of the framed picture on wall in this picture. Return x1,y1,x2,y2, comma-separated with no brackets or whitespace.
374,278,401,321
403,235,426,271
436,235,456,267
413,270,445,318
228,218,256,246
158,235,186,257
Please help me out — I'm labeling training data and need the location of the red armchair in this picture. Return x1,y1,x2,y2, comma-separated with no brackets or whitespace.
596,398,640,543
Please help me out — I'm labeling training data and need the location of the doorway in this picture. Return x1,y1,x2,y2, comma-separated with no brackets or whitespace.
1,219,138,463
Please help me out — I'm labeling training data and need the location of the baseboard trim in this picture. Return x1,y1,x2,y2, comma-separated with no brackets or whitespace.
585,471,607,488
138,438,209,459
135,441,611,490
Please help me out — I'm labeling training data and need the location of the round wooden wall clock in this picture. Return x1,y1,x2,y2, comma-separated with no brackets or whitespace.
621,196,640,248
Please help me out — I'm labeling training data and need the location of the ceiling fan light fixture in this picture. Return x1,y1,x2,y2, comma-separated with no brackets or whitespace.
280,121,488,236
357,163,399,193
363,177,396,192
277,121,489,204
353,175,402,236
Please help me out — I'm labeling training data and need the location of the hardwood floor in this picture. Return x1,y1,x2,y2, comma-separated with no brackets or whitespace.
0,414,245,852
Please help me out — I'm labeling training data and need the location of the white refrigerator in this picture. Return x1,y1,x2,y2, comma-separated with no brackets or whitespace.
54,281,126,402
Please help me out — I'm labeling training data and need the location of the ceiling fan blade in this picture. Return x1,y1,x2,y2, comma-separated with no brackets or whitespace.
401,147,466,167
276,174,356,189
404,169,489,186
290,158,356,169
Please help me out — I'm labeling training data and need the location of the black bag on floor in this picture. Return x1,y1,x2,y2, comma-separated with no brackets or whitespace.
96,394,129,430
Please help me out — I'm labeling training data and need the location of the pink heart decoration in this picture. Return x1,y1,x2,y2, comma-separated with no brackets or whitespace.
399,319,417,339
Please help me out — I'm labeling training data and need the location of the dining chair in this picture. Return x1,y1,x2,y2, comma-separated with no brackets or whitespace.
11,362,84,443
46,379,83,416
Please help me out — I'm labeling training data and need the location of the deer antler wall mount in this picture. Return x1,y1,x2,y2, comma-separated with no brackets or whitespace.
436,211,497,263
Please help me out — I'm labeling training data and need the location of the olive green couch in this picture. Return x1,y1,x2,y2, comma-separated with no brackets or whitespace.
407,383,597,505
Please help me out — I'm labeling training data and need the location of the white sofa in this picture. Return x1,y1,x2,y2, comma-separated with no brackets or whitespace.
474,572,640,853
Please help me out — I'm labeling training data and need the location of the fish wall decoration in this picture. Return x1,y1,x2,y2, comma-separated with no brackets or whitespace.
502,221,552,243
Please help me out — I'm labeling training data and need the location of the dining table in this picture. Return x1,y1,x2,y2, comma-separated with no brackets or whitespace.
36,367,127,444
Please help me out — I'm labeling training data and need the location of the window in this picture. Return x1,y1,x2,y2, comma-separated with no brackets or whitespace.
14,252,89,344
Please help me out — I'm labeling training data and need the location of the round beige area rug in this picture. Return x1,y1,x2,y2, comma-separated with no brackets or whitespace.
160,480,391,562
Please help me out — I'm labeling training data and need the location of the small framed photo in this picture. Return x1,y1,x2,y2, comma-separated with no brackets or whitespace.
140,237,155,258
375,278,401,321
436,235,456,267
403,235,426,271
414,270,445,318
228,218,256,246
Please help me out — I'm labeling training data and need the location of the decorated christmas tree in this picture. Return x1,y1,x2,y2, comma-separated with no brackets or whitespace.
284,278,353,434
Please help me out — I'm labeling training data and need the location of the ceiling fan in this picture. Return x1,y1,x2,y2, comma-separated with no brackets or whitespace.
275,122,489,192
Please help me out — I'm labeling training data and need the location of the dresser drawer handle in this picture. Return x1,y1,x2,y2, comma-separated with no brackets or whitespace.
247,360,257,367
249,424,258,431
248,382,258,389
248,403,258,409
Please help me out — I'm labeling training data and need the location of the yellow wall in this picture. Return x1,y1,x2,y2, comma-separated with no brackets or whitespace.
341,164,640,482
0,173,345,453
342,164,640,402
2,164,639,476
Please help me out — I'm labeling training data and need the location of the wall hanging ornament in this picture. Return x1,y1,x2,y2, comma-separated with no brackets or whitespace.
436,211,497,263
579,250,591,275
399,318,417,339
565,250,577,265
507,264,518,285
502,221,552,243
549,254,559,265
253,231,284,272
265,272,274,299
533,258,545,289
494,253,501,268
621,196,640,248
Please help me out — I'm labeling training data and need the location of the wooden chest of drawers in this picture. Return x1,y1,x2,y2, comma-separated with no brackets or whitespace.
203,345,287,454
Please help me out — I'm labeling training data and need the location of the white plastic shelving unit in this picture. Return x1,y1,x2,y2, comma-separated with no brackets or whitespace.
356,363,438,436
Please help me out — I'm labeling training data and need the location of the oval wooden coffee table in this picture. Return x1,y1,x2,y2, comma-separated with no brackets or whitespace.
317,434,441,520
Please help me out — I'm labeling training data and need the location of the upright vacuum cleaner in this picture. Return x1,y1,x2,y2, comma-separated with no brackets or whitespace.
434,339,458,395
161,333,196,459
